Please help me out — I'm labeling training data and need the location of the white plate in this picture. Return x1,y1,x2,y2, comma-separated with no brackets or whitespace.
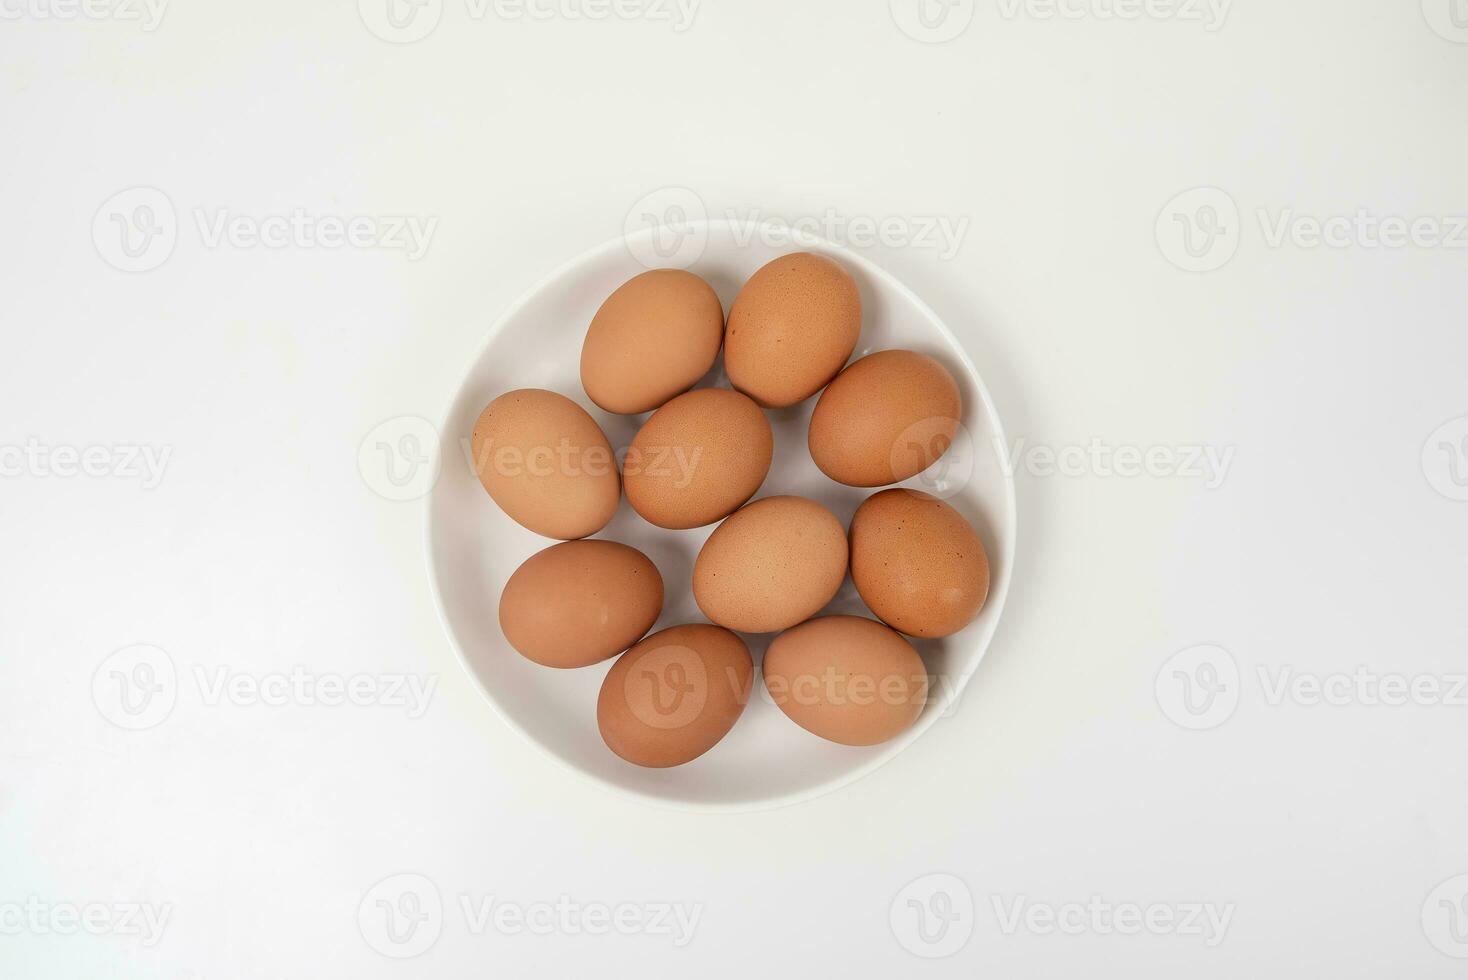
426,219,1016,812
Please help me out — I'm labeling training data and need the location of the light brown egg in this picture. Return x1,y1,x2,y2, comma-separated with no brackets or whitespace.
597,624,754,768
762,616,929,747
724,252,862,408
470,389,620,540
808,350,962,487
499,540,663,669
850,489,990,639
692,496,848,634
623,388,773,530
580,270,725,415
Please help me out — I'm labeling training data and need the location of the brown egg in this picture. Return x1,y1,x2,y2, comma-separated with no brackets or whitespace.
692,496,848,633
724,252,862,408
808,350,962,487
470,389,620,540
850,489,990,639
597,624,754,768
499,540,663,669
762,616,929,747
580,270,725,415
623,388,773,530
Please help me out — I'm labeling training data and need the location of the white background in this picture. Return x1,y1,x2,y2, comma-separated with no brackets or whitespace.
2,0,1467,976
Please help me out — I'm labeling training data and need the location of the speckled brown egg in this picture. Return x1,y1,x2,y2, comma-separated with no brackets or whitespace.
850,489,990,639
808,350,962,487
762,616,928,747
724,252,862,408
470,389,620,540
597,624,754,768
692,496,848,634
580,270,725,415
623,388,773,530
499,540,663,669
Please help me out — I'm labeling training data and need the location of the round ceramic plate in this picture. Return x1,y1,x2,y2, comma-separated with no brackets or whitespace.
426,219,1015,812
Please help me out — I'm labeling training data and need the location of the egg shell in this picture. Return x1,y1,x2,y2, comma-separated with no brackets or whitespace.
692,496,848,634
623,387,773,530
499,540,663,669
597,624,754,768
724,252,862,408
762,616,929,747
470,389,621,540
850,489,990,639
808,350,962,487
580,270,725,415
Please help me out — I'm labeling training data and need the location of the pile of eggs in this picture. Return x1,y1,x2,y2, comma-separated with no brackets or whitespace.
472,252,989,768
